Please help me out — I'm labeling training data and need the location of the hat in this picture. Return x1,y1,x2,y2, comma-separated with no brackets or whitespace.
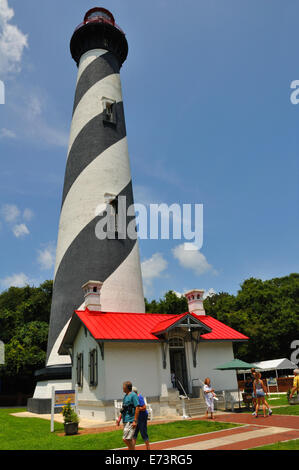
132,386,138,393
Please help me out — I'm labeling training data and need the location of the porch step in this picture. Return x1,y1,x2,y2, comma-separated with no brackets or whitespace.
176,397,207,417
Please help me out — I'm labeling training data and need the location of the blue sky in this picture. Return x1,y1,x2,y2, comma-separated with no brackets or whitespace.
0,0,298,301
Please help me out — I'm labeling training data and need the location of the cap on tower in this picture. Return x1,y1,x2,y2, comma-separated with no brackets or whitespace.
184,289,205,315
70,7,128,67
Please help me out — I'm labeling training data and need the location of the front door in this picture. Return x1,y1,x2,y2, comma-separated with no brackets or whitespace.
169,340,189,394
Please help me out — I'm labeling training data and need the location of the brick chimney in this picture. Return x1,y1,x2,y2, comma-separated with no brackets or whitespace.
82,280,103,311
184,289,205,315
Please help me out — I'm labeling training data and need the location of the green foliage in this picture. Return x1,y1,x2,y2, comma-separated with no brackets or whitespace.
145,290,188,315
61,399,79,424
0,281,52,380
204,274,299,362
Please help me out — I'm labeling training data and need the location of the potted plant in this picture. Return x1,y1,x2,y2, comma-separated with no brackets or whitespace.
61,398,79,435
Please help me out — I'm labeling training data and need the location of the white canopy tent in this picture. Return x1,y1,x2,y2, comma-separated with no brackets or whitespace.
239,358,297,375
252,358,297,372
238,358,297,392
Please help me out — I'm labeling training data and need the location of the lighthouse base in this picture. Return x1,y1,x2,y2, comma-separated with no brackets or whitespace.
27,364,72,414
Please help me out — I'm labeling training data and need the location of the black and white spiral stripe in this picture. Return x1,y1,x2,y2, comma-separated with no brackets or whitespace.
47,49,145,364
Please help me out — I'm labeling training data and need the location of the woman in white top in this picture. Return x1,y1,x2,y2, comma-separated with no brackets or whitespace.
203,377,215,419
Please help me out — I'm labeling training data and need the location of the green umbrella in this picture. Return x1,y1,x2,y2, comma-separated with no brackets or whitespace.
215,359,258,371
214,359,260,411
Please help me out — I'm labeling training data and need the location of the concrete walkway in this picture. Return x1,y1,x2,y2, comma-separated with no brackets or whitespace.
132,413,299,450
10,410,182,431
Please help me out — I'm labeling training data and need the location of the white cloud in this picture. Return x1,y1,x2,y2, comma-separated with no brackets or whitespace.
174,291,183,298
37,243,56,270
0,127,16,139
172,243,215,276
0,0,28,76
12,223,29,238
141,253,168,294
0,272,29,288
203,288,216,299
1,203,20,222
0,272,41,289
23,208,34,221
1,204,34,236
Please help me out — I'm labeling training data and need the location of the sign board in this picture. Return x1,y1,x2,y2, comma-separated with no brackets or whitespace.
54,390,76,408
267,378,277,387
51,386,78,432
266,377,279,393
0,341,4,365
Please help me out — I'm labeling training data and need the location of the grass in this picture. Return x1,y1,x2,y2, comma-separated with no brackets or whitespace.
267,394,289,407
0,408,241,450
251,439,299,450
268,405,299,416
240,393,299,416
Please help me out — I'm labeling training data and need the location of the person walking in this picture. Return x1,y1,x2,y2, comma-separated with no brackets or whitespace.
244,375,254,410
253,372,272,418
250,368,257,415
203,378,216,419
289,369,299,399
171,371,176,388
131,386,150,450
116,381,140,450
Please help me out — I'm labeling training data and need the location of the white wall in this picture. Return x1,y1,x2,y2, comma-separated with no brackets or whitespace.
187,341,238,391
73,333,170,402
72,326,105,402
103,342,168,400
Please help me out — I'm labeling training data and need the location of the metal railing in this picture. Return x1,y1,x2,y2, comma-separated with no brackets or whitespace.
176,379,189,399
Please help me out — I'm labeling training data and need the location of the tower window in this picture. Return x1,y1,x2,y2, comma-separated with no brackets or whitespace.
104,193,119,238
102,97,116,125
110,198,119,233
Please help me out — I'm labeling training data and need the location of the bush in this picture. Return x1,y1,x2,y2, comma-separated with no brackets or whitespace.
61,399,79,424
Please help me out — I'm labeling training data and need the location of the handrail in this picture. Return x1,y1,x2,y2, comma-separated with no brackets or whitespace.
177,379,189,399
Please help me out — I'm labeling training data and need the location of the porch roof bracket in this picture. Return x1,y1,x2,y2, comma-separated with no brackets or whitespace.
97,341,104,361
160,341,168,369
190,330,201,368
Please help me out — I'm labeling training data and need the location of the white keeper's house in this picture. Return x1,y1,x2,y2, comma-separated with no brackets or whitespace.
58,281,248,421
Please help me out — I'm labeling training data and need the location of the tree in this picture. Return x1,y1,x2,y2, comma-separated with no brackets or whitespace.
145,290,188,315
0,281,53,391
203,274,299,362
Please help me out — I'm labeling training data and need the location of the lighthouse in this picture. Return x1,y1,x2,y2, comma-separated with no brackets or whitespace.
29,8,145,409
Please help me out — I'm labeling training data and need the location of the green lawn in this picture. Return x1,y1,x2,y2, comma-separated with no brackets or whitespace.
267,394,289,407
268,405,299,416
251,439,299,450
0,408,241,450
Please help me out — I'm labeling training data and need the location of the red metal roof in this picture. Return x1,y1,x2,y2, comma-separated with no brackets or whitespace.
198,315,248,341
74,309,248,341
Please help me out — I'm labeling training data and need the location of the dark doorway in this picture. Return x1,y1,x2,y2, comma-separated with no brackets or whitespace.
169,343,189,395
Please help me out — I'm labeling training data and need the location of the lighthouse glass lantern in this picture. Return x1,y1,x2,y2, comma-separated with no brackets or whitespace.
84,8,115,25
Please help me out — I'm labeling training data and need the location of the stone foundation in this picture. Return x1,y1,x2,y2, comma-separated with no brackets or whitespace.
77,388,182,422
